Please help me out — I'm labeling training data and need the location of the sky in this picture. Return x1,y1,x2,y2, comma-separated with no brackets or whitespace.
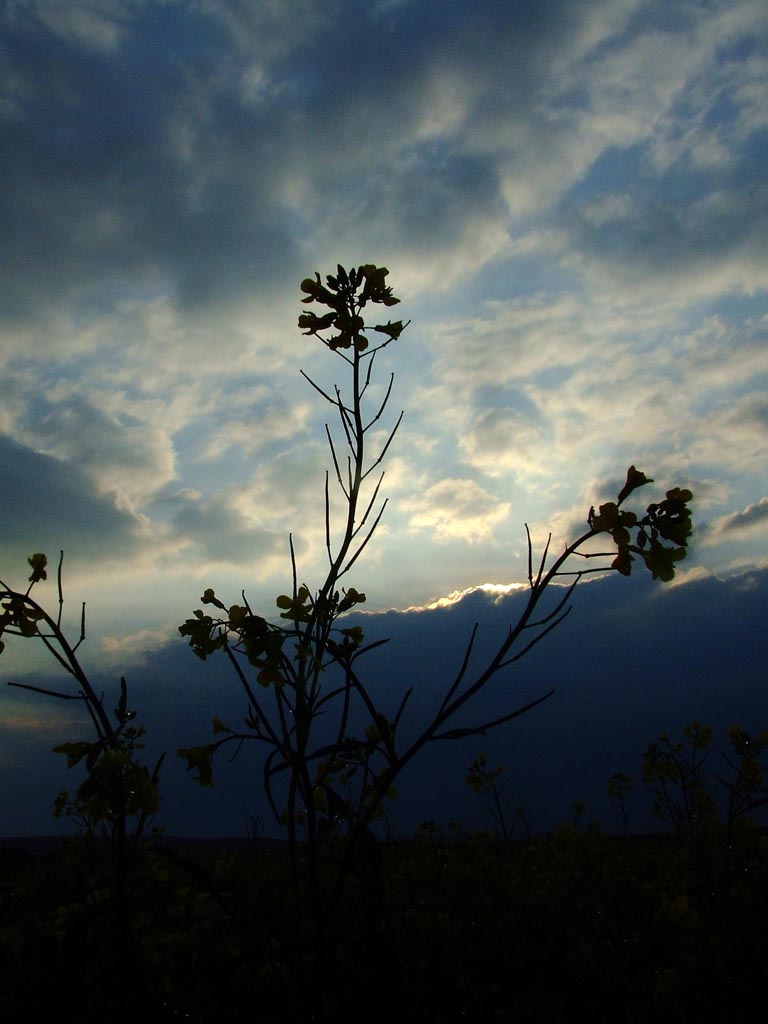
1,0,767,838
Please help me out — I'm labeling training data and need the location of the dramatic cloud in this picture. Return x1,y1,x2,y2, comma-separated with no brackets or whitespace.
1,2,766,839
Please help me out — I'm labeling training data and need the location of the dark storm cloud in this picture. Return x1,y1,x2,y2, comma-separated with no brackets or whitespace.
4,562,766,837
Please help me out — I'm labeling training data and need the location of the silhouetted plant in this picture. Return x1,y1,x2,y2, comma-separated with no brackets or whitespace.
644,720,768,883
570,799,587,830
176,264,694,929
643,722,719,849
0,553,163,867
607,770,633,836
465,752,528,841
713,724,768,830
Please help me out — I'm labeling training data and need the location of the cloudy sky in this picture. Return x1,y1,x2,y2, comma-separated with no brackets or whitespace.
1,0,767,836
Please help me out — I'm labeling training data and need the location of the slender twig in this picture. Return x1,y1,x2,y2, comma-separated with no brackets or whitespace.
433,688,555,740
361,411,403,480
325,425,347,498
439,623,480,714
350,472,385,538
300,370,337,406
8,680,87,701
363,372,395,432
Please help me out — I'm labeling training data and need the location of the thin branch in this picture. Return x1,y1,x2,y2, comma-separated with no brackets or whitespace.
325,425,348,498
338,500,388,578
37,631,79,677
72,601,86,653
439,623,479,714
361,410,403,480
534,532,552,588
350,472,385,539
325,472,332,566
335,385,355,454
351,636,390,661
223,646,281,748
573,549,622,560
8,680,87,701
391,685,414,735
300,370,338,407
56,550,65,630
363,372,395,433
525,524,534,586
359,347,378,399
553,565,616,577
432,689,555,740
497,606,574,667
523,576,579,630
289,535,298,604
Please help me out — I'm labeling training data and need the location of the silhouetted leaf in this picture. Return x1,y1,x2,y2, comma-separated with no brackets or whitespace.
617,466,653,504
27,553,47,583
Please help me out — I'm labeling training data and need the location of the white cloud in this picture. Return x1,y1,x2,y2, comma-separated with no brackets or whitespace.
199,401,312,461
403,478,511,543
400,580,528,613
98,626,176,667
458,405,554,481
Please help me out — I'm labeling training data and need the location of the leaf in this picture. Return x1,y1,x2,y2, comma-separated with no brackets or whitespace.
373,320,407,341
617,466,653,505
589,502,620,532
298,310,337,336
212,716,232,735
641,538,686,582
611,546,634,576
228,604,248,627
27,553,48,583
257,666,285,688
52,741,94,769
179,614,227,660
178,745,215,787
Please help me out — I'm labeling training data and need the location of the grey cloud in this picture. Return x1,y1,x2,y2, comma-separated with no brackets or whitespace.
18,394,176,509
0,433,141,566
555,14,768,291
197,0,335,61
704,496,768,543
22,0,134,51
0,0,645,330
562,182,768,280
168,490,288,567
0,5,298,325
4,0,761,335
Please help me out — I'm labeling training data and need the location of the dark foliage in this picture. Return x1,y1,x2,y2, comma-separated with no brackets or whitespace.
1,820,766,1024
